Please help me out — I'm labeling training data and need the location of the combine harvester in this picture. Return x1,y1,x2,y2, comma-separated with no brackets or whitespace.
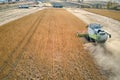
77,23,111,43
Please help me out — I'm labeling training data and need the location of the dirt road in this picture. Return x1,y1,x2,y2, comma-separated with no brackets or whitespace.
67,8,120,80
83,8,120,21
0,8,107,80
0,7,44,26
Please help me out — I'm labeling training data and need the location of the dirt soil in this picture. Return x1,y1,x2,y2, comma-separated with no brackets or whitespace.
83,8,120,21
0,7,44,26
0,8,107,80
67,8,120,80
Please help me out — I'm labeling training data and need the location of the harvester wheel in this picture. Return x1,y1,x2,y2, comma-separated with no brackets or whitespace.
85,35,90,41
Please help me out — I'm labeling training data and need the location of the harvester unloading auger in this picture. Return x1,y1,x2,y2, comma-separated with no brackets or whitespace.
77,23,111,43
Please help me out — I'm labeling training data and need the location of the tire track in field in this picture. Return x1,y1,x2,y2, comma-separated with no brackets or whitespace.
0,10,47,79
